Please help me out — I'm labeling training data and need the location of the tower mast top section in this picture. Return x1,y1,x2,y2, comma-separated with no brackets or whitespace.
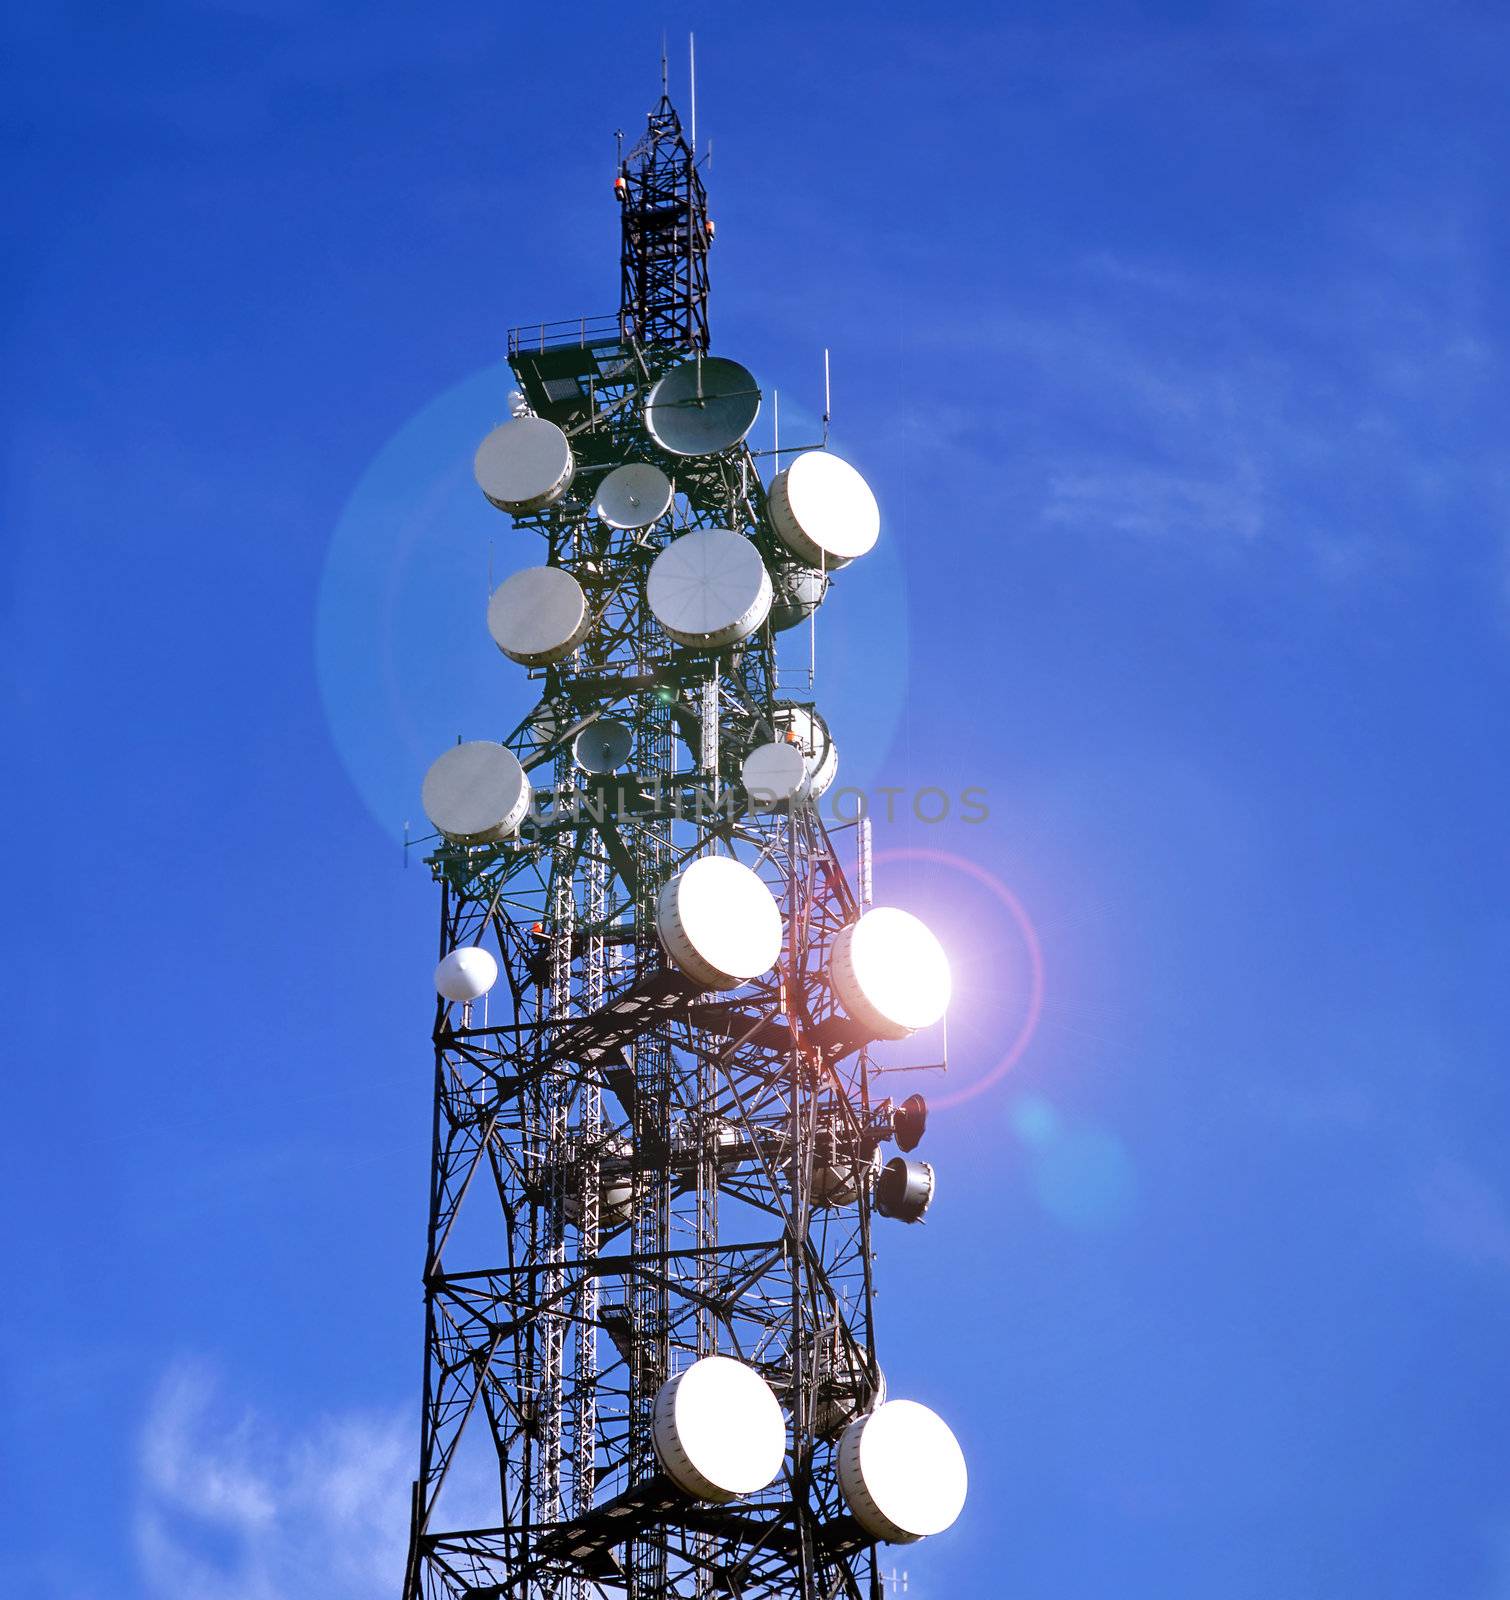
616,84,711,353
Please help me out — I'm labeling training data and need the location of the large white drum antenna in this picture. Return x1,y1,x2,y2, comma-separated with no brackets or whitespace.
648,528,772,649
838,1399,967,1542
421,742,533,844
474,416,575,514
487,566,591,666
768,450,880,568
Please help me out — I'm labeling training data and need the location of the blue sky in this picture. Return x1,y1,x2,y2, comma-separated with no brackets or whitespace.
4,2,1510,1596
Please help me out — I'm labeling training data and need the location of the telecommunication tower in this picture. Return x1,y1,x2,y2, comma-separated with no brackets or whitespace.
403,78,967,1600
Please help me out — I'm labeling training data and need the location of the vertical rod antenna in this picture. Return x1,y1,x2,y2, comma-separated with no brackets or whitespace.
822,347,831,445
689,33,697,154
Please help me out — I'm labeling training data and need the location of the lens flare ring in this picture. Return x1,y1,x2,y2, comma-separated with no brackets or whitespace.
870,846,1044,1109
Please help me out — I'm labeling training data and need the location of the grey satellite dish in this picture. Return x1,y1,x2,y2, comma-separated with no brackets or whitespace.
573,719,632,774
474,416,575,514
644,356,761,457
594,462,673,529
769,563,830,633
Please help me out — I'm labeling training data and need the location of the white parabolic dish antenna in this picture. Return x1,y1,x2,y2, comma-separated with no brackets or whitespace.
837,1399,967,1543
770,563,829,633
422,742,533,844
648,528,772,649
774,703,838,798
741,740,809,808
768,451,880,569
487,566,591,666
653,1355,787,1502
474,416,575,514
830,907,951,1040
573,719,632,774
434,945,499,1002
594,462,673,529
656,855,783,990
644,356,761,456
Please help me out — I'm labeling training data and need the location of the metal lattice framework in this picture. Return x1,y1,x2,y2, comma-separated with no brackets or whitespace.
617,93,710,353
403,89,935,1600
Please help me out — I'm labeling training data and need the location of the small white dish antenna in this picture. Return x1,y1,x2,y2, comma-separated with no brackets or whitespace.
594,462,673,529
773,703,838,798
474,416,575,514
434,946,499,1002
741,739,809,809
644,355,761,457
487,566,591,666
769,450,879,568
770,563,829,632
573,720,632,774
653,1355,787,1502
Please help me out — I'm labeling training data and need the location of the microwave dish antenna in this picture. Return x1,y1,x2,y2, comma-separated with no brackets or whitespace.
648,528,772,648
644,355,760,456
656,855,782,990
594,461,674,528
487,566,591,666
573,719,633,774
421,741,532,844
653,1356,786,1502
474,415,575,514
838,1399,967,1543
769,449,880,568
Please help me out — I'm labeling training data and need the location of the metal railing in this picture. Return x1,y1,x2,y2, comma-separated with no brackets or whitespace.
507,313,622,358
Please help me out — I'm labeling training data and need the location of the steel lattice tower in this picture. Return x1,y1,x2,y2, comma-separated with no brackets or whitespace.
402,86,957,1600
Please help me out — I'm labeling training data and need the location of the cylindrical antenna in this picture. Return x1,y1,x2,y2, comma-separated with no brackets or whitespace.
858,814,873,909
689,33,697,154
773,388,779,462
809,541,822,685
700,678,719,799
823,347,831,445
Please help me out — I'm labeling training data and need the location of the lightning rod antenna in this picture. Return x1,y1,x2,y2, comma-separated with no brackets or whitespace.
823,347,831,445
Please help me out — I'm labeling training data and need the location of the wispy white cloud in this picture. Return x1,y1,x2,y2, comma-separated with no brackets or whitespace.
135,1360,412,1600
864,209,1497,587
